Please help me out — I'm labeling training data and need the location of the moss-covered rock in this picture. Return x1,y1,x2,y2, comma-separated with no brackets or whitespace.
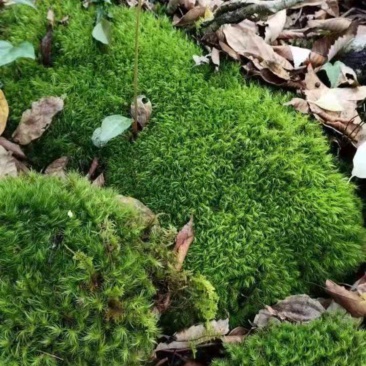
213,313,366,366
1,1,365,324
0,174,217,365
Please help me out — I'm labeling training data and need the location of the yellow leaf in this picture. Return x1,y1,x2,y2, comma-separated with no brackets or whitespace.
203,7,214,22
0,90,9,136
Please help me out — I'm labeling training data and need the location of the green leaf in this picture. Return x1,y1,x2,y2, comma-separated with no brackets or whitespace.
92,19,112,45
92,115,132,147
6,0,37,9
0,41,35,67
321,61,345,88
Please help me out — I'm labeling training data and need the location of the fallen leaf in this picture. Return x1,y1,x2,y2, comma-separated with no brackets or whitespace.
352,141,366,179
47,8,55,27
44,156,68,177
253,295,325,328
0,137,26,159
92,173,105,187
0,90,9,136
314,90,343,112
12,97,64,145
193,54,210,66
174,6,205,26
40,27,53,67
219,41,240,60
290,46,311,68
174,216,194,271
130,95,152,130
222,25,293,70
182,0,196,10
211,47,220,69
326,280,366,317
307,18,352,33
264,9,287,43
321,61,358,88
0,145,17,179
3,0,36,8
92,18,112,45
59,15,69,25
92,114,132,147
13,158,29,174
117,195,156,227
284,98,310,113
0,41,35,67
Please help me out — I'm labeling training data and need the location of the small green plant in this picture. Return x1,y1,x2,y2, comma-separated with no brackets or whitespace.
213,313,366,366
0,174,218,365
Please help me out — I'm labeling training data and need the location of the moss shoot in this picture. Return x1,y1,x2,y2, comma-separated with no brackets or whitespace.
1,1,365,324
213,313,366,366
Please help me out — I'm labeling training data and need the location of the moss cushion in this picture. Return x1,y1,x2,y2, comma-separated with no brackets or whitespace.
0,0,364,324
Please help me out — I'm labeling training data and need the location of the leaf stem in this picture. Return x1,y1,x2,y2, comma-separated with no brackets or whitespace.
133,0,143,135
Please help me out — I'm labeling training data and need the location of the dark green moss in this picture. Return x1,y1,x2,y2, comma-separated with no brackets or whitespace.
1,1,365,325
213,313,366,366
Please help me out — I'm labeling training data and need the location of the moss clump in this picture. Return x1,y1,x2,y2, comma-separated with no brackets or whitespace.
0,174,217,365
1,1,365,324
213,313,366,366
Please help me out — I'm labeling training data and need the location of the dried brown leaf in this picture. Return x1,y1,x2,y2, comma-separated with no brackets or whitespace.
44,156,68,178
211,47,220,68
0,137,26,159
40,28,53,67
0,90,9,136
12,97,64,145
0,145,17,179
14,158,30,175
219,41,240,60
284,98,310,114
130,95,152,130
223,25,293,70
92,173,105,187
182,0,196,10
253,295,325,328
174,6,205,26
307,18,352,33
264,9,287,43
326,280,366,317
174,216,194,271
323,0,338,17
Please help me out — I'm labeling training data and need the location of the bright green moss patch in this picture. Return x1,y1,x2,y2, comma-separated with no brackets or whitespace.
1,1,365,325
0,174,217,365
213,313,366,366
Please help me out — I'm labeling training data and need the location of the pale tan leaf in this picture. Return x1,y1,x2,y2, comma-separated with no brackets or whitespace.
290,46,311,68
174,6,205,26
14,158,30,175
327,23,358,61
219,41,240,60
304,64,328,90
44,156,68,177
326,280,366,318
0,90,9,136
12,97,64,145
264,9,287,43
181,0,196,10
0,137,26,159
284,98,310,114
307,18,352,33
130,95,152,129
290,0,323,9
174,216,194,271
322,0,338,17
222,25,293,70
211,47,220,68
92,172,105,187
314,91,343,112
0,145,17,179
47,8,55,27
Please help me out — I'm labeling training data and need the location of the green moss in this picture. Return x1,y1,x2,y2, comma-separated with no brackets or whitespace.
0,174,217,365
213,313,366,366
1,1,365,324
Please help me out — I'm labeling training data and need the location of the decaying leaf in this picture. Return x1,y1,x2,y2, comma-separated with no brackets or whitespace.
40,27,53,67
307,18,352,33
12,97,64,145
44,156,68,178
155,319,229,352
0,90,9,136
321,61,358,88
174,6,205,26
0,145,17,179
47,8,55,27
284,98,310,113
174,216,194,271
130,95,152,130
325,280,366,317
253,295,325,328
0,137,26,159
263,9,287,43
117,195,156,227
211,47,220,69
92,173,105,187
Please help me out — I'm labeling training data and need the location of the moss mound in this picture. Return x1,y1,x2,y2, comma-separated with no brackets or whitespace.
1,1,365,324
0,174,217,365
213,313,366,366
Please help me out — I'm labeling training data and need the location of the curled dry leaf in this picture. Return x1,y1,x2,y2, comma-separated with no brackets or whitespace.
44,156,68,178
174,216,194,271
263,9,287,43
12,96,64,145
325,280,366,318
307,18,352,33
155,318,229,352
253,295,325,328
0,137,26,159
174,6,205,27
0,90,9,136
0,145,17,179
130,95,152,130
284,98,310,113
